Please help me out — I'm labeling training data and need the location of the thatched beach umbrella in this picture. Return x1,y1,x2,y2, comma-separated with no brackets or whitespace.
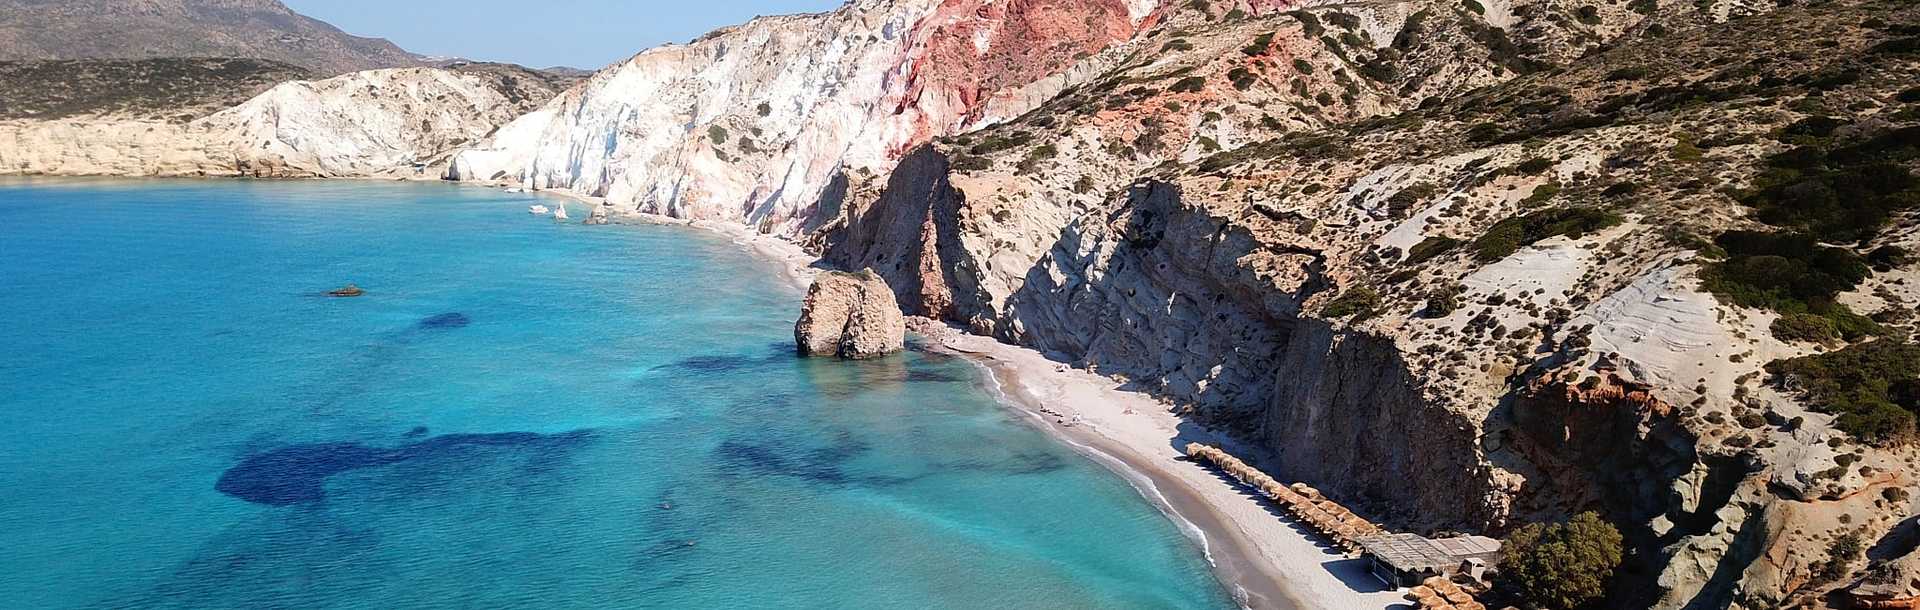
1406,586,1436,601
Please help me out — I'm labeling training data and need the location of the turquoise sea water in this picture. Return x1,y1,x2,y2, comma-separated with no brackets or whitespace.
0,179,1234,609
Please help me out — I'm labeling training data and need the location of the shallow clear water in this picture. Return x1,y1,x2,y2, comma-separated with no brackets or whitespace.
0,179,1234,610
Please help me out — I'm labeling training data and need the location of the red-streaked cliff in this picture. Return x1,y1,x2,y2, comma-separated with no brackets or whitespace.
448,0,1164,235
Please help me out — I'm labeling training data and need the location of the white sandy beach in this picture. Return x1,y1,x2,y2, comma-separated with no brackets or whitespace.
501,183,1406,609
938,332,1412,610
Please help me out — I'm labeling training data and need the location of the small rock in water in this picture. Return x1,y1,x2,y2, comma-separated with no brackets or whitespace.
327,284,365,298
794,269,905,359
419,313,471,330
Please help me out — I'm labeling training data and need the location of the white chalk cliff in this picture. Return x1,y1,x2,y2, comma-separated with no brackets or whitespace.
446,0,1163,234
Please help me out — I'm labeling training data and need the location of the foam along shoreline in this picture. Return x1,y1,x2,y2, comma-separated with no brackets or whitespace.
481,183,1401,609
934,331,1410,610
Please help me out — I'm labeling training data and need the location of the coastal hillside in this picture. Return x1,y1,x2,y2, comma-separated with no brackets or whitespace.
0,63,575,177
446,0,1167,234
816,0,1920,607
0,0,424,75
0,0,1917,607
0,58,313,122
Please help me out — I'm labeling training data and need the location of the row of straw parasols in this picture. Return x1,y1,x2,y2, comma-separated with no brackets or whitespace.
1404,576,1495,610
1183,443,1384,552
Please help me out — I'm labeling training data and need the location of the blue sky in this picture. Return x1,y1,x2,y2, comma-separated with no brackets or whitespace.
284,0,844,69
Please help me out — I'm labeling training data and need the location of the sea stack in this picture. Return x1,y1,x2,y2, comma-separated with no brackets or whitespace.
795,270,905,360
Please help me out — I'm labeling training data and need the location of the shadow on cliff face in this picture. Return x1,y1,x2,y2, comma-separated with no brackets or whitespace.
1497,371,1760,608
819,167,1504,531
816,145,969,318
991,180,1496,530
215,429,594,506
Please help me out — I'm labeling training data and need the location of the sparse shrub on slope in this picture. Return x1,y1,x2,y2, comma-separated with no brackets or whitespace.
1322,287,1383,320
1768,340,1920,444
1472,207,1622,261
1742,123,1920,244
1698,231,1885,342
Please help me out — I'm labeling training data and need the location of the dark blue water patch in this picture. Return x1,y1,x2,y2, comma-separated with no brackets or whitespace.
98,511,388,610
215,430,593,506
659,355,756,373
711,431,891,486
653,343,799,374
905,370,966,383
402,426,429,438
417,312,471,330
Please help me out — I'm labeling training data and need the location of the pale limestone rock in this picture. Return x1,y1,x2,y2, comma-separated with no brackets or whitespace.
795,270,905,360
1,67,560,178
445,0,1158,235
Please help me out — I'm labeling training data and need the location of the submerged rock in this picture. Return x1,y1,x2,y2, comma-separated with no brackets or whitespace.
418,313,470,330
795,270,904,360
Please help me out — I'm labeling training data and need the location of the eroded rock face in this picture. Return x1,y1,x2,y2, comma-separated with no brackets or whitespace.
795,270,905,360
809,1,1920,607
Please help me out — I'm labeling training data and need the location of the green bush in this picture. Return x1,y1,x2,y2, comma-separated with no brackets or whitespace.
1170,76,1208,93
950,155,991,172
1473,207,1622,262
1387,183,1438,216
1291,12,1324,38
1322,287,1382,320
1742,124,1920,243
1698,231,1870,313
1423,284,1463,318
1869,245,1912,271
1575,5,1602,25
1017,144,1059,172
1672,137,1704,162
1499,512,1623,610
1815,532,1866,582
1514,157,1555,175
1521,182,1563,207
1293,58,1316,74
1768,339,1920,444
1244,32,1277,56
1772,313,1839,344
1406,236,1462,264
707,125,729,145
969,131,1035,156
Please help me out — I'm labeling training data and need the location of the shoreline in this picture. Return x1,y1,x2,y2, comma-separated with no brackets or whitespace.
930,332,1409,610
7,175,1397,609
492,180,1408,610
480,180,1404,610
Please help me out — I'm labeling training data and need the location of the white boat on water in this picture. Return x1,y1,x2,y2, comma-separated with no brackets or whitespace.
528,205,551,215
553,203,570,221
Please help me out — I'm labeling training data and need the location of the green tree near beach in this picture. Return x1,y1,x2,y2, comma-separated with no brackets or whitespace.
1497,512,1623,609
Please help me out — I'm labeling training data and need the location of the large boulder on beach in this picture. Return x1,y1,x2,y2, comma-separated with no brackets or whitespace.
795,269,905,359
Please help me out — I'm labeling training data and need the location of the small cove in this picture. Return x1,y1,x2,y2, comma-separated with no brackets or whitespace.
0,178,1236,609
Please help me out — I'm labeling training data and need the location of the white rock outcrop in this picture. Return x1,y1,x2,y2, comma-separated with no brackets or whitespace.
446,0,1161,235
